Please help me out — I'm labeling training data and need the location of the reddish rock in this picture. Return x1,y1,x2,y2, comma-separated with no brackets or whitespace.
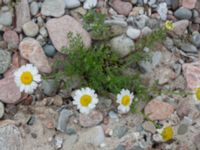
177,99,191,118
144,99,174,120
46,15,91,53
0,73,21,104
79,110,103,127
3,30,19,49
182,62,200,90
19,38,52,73
172,20,189,37
111,0,132,16
181,0,197,9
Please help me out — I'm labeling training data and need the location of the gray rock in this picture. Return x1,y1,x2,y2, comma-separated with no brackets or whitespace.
53,136,63,150
15,0,31,32
110,35,134,57
194,133,200,150
66,128,76,135
135,15,148,29
65,0,80,9
42,79,59,96
172,20,189,36
164,37,174,50
192,33,200,48
43,44,57,57
147,18,160,29
39,27,48,38
115,145,125,150
177,124,188,135
41,0,65,17
174,7,192,20
105,19,128,27
83,0,97,10
30,1,39,16
139,51,162,73
63,135,78,150
79,110,103,128
126,26,141,40
0,10,12,26
108,111,118,120
142,121,156,133
113,126,128,138
22,21,39,37
57,109,73,132
0,49,11,74
0,122,23,150
131,0,138,4
171,0,179,10
78,126,105,146
181,43,198,53
0,101,4,118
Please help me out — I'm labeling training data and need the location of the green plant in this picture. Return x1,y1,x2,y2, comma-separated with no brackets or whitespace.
83,9,110,40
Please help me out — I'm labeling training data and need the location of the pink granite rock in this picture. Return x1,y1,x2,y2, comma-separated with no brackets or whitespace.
182,62,200,90
145,99,174,120
3,30,19,49
181,0,197,9
0,72,21,104
172,20,189,36
111,0,133,16
19,38,52,73
79,110,103,127
46,15,91,53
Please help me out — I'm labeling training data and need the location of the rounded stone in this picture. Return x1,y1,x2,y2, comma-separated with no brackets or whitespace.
177,124,188,135
65,0,81,9
30,1,39,16
174,7,192,20
43,44,57,57
22,21,39,37
192,33,200,48
42,79,59,96
126,26,141,40
0,49,11,74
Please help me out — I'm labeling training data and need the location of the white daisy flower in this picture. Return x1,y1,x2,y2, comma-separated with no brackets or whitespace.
117,89,134,113
72,87,99,114
14,64,41,94
156,123,174,142
193,85,200,104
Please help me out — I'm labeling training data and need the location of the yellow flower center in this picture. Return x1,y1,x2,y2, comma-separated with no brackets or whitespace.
161,126,174,141
165,21,174,30
20,71,33,85
121,95,130,106
80,94,92,107
195,87,200,101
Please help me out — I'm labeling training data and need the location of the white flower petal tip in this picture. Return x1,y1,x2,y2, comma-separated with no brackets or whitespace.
13,64,41,94
72,87,99,114
116,89,134,114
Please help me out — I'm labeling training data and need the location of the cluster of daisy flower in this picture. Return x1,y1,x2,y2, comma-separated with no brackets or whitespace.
72,87,134,114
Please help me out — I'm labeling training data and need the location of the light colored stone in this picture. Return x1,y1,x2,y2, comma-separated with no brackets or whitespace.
0,10,12,26
46,15,91,53
181,0,197,9
0,49,11,74
0,121,23,150
126,26,141,40
15,0,31,31
22,21,39,37
0,102,4,118
19,38,52,73
79,110,103,127
30,1,39,16
110,35,134,57
78,126,105,146
65,0,81,9
83,0,97,9
144,99,174,120
41,0,65,17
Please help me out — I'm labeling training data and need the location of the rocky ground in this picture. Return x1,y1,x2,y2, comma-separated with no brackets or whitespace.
0,0,200,150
